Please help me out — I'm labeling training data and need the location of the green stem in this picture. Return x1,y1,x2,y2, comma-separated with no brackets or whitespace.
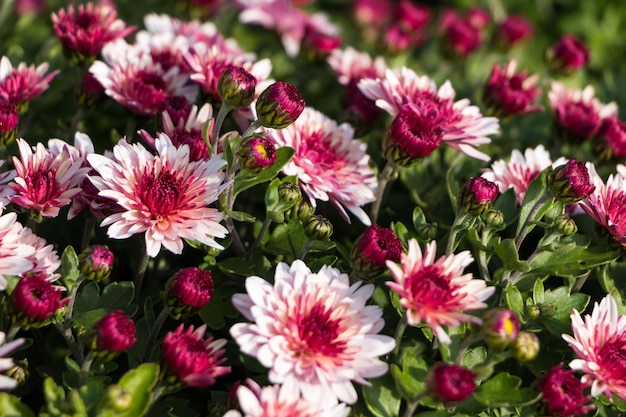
454,333,482,365
134,243,150,298
246,217,272,261
241,119,262,139
65,276,86,322
403,390,427,417
6,323,20,342
297,238,314,259
79,352,96,386
515,194,554,251
391,316,408,364
143,307,170,362
370,160,399,224
477,229,492,282
80,216,96,252
446,211,469,255
54,322,85,365
210,103,232,156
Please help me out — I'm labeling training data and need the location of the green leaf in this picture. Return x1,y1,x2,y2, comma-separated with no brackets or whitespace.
527,245,620,279
0,393,35,417
540,287,590,336
96,363,159,417
362,373,402,417
263,222,335,258
72,282,135,328
199,282,239,330
60,245,80,287
412,206,427,229
503,284,525,318
516,168,552,236
473,372,540,407
390,353,429,400
532,278,545,304
493,188,518,226
494,239,530,272
234,146,295,196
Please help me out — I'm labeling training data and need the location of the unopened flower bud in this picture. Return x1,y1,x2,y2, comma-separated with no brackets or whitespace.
165,267,214,318
482,308,520,349
495,15,533,50
527,304,541,320
483,208,504,229
547,34,589,74
5,359,29,387
286,197,315,221
217,67,257,108
278,182,302,204
255,81,306,129
90,310,136,357
79,245,114,282
539,303,557,318
103,385,133,412
459,177,499,216
554,214,578,235
511,331,540,362
350,225,403,278
236,136,276,174
303,215,333,240
549,160,595,203
426,363,476,403
417,223,438,242
0,103,19,146
10,273,69,328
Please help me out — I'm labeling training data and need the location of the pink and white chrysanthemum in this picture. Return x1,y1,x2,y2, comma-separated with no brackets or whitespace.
9,138,88,218
87,133,229,258
0,161,16,210
17,226,61,281
358,67,499,161
143,13,225,46
563,294,626,401
579,163,626,247
0,332,25,390
231,260,395,408
386,239,495,344
482,145,567,205
263,107,378,225
327,47,387,87
0,210,36,290
0,56,59,107
224,379,351,417
89,40,198,117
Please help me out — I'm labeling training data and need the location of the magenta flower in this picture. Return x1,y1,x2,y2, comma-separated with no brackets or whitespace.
538,364,594,416
78,245,114,282
440,9,484,57
224,379,351,417
0,56,59,108
549,159,595,203
481,308,520,349
548,81,617,142
482,145,567,205
9,138,87,219
161,324,230,387
386,239,495,344
0,332,25,390
166,267,214,313
263,107,378,225
92,310,136,353
51,2,135,64
495,15,533,48
384,0,430,53
562,294,626,401
236,136,277,174
359,67,499,161
426,363,477,402
548,34,590,72
483,60,542,117
0,103,18,145
218,66,258,108
458,176,499,215
87,133,228,258
255,81,306,129
596,117,626,159
350,224,403,278
231,260,395,408
11,272,69,324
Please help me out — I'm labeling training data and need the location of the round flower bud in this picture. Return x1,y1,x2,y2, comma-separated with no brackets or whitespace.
495,15,533,50
539,303,557,318
5,359,29,387
286,197,315,221
217,66,257,109
165,267,214,318
350,225,403,278
255,81,306,129
417,223,438,242
91,310,136,357
481,308,520,349
278,182,302,204
511,331,540,362
547,34,589,74
303,215,333,241
78,245,114,282
538,364,594,417
554,214,578,235
103,385,133,412
548,159,595,203
0,102,19,146
526,304,541,320
11,273,69,327
483,208,505,229
459,177,499,216
236,136,277,174
426,363,476,403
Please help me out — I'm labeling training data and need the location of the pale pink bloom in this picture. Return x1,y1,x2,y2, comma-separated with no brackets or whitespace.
579,163,626,247
17,226,61,281
9,138,87,218
482,145,567,205
359,67,499,161
224,379,351,417
263,107,378,225
89,39,198,117
87,133,228,258
0,211,36,290
548,81,617,141
143,13,225,46
386,239,495,344
563,294,626,401
0,56,59,106
0,161,16,210
231,260,395,408
327,47,388,87
0,332,25,390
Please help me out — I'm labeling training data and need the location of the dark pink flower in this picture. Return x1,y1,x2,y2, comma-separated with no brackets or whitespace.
218,66,257,108
161,324,230,387
440,9,483,57
467,6,490,29
538,364,594,416
481,308,520,349
0,56,59,109
549,159,595,203
353,0,393,31
496,14,533,48
427,363,477,402
595,118,626,159
236,136,276,174
548,34,590,73
483,60,542,117
350,224,403,278
256,81,306,129
0,103,18,146
459,176,499,215
303,25,343,58
166,267,214,313
11,273,69,324
159,95,192,126
14,0,45,15
78,245,114,282
51,3,135,65
76,72,106,108
93,310,136,352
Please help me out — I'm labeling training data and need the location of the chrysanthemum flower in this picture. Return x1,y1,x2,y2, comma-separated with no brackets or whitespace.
495,14,533,49
358,67,499,161
263,107,378,225
0,160,16,209
10,272,69,325
595,117,626,160
386,239,495,344
87,133,228,258
224,379,351,417
17,226,60,281
562,294,626,401
0,332,25,390
547,34,590,73
538,364,594,416
9,138,87,219
548,81,617,143
51,2,135,65
161,324,230,387
0,56,59,109
0,211,36,290
231,260,395,408
481,145,567,205
483,60,542,117
579,163,626,247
